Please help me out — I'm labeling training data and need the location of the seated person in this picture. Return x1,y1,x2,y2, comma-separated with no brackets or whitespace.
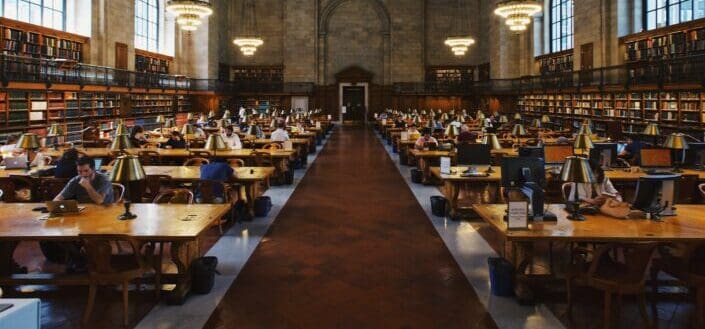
194,125,206,138
196,115,209,126
198,158,234,203
3,147,51,167
271,122,290,142
394,116,407,128
162,131,187,149
407,125,421,141
54,148,81,179
222,125,242,149
618,137,643,163
414,128,439,150
0,135,19,155
54,157,115,205
567,159,622,207
456,125,477,143
129,125,148,147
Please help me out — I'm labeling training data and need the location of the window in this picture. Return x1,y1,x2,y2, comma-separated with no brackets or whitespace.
645,0,705,30
550,0,574,52
1,0,66,30
135,0,159,52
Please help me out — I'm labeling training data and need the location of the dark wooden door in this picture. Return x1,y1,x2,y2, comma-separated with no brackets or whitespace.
115,43,128,69
580,43,594,84
342,86,365,122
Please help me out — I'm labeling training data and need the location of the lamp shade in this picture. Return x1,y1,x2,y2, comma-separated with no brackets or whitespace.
186,113,194,121
643,123,660,136
199,114,207,122
577,123,592,136
476,112,486,120
560,156,596,183
573,134,594,152
531,118,542,128
46,123,62,137
115,124,129,136
222,110,231,119
499,115,509,123
512,124,527,136
246,124,262,136
16,133,41,149
582,119,592,126
441,113,449,121
164,118,176,129
482,133,503,150
208,110,216,118
109,155,146,182
155,115,166,124
181,123,196,137
445,125,459,138
110,134,133,150
513,113,522,120
204,134,229,151
541,115,551,123
663,133,689,150
217,119,230,128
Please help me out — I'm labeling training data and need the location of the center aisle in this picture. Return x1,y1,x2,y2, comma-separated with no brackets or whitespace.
204,127,497,328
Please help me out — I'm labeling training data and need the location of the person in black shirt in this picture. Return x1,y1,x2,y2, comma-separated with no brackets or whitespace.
54,148,80,179
129,125,148,147
162,131,186,149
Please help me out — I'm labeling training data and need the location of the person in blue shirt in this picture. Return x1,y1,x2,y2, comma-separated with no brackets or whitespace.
198,158,234,203
54,156,115,205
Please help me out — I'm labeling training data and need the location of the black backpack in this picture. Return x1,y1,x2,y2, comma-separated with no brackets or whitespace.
191,256,220,294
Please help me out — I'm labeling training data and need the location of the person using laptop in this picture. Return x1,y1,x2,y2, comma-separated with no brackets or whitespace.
0,135,18,155
618,137,643,164
129,125,148,147
161,131,187,149
414,128,439,150
54,157,115,205
271,121,290,142
457,125,477,144
222,125,242,149
567,159,622,206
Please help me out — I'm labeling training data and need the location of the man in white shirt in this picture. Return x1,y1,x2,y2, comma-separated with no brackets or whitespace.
270,122,290,142
221,125,242,149
0,135,18,155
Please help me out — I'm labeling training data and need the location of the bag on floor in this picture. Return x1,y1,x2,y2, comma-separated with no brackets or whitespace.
410,169,423,184
254,196,272,217
191,256,220,295
430,196,447,217
487,257,515,297
285,169,294,185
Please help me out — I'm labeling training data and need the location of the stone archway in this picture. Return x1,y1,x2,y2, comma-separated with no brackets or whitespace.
317,0,391,86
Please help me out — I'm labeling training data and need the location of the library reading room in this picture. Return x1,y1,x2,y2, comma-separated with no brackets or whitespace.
2,0,705,328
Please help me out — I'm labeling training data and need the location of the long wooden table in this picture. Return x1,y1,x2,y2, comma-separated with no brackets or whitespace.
0,203,231,304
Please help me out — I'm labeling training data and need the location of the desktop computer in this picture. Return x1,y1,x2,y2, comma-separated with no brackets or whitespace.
632,174,680,218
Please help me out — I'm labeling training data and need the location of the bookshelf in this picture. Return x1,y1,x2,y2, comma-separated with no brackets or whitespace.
536,50,574,75
0,17,86,62
134,49,171,74
622,19,705,63
517,90,705,138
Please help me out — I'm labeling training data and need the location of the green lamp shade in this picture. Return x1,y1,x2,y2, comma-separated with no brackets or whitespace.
482,133,503,150
16,133,41,149
110,134,133,150
204,134,229,151
560,156,596,183
643,123,660,136
46,123,62,137
445,125,459,138
663,133,689,150
573,134,594,153
109,155,146,182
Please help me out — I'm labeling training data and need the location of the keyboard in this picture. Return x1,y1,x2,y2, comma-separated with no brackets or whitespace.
642,168,674,175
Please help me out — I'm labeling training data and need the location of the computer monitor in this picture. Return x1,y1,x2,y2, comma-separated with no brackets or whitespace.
500,157,546,188
94,158,103,170
683,142,705,168
457,143,491,166
632,174,680,216
544,145,573,165
590,143,618,168
518,146,544,158
617,142,627,155
640,148,673,168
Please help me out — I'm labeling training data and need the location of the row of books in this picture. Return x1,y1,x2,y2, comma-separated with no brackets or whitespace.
135,55,169,74
539,54,573,74
625,28,705,62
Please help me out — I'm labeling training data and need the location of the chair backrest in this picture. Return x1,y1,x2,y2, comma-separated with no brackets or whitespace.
592,243,657,285
699,183,705,201
676,174,699,204
189,150,211,158
79,234,145,275
138,150,161,165
9,175,38,202
263,143,282,150
227,158,245,168
112,183,125,203
143,175,172,201
251,151,273,166
152,188,194,204
0,178,15,202
38,177,70,202
183,157,210,166
194,180,229,204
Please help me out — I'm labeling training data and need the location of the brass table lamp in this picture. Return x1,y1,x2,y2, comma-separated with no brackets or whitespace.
109,155,146,220
573,134,594,157
110,134,133,155
560,156,596,221
643,123,661,145
445,125,459,139
16,133,41,170
181,124,196,150
46,123,63,150
663,133,689,172
531,118,542,129
204,134,229,158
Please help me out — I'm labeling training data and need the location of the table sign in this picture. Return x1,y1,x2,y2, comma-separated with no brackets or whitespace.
381,119,387,126
400,132,409,141
342,106,347,114
507,201,529,230
283,141,293,151
315,121,321,129
327,115,332,120
440,156,451,175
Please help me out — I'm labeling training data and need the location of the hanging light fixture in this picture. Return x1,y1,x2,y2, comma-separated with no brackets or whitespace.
166,0,213,31
444,0,475,56
233,0,263,56
494,0,542,32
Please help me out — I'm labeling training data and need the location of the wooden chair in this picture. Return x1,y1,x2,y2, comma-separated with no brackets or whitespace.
651,242,705,328
183,157,210,166
138,150,161,165
194,180,233,233
699,183,705,201
188,150,211,158
9,175,38,202
142,175,172,202
112,183,125,203
263,143,282,150
152,188,194,204
38,177,70,201
0,178,16,202
567,242,657,329
676,174,700,204
227,158,245,168
251,151,274,167
80,234,154,326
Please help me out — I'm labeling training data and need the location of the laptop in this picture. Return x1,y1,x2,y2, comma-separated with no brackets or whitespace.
3,156,28,169
45,200,85,216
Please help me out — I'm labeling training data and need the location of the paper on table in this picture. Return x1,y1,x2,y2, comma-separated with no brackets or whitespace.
283,141,293,150
440,156,451,175
507,201,528,229
400,132,409,141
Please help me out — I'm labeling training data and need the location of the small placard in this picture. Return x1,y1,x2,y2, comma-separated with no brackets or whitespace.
507,201,529,230
283,141,293,150
342,106,347,114
374,113,379,119
381,119,387,126
400,132,409,141
327,114,332,120
440,156,451,175
315,121,321,129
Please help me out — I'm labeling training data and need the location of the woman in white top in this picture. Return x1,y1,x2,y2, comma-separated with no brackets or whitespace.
221,125,242,149
567,160,622,206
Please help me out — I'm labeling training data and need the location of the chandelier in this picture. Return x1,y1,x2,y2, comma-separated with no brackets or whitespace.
494,0,542,32
233,0,263,56
166,0,213,31
444,0,475,56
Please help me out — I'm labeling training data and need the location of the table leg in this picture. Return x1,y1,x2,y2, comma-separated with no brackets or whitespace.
445,181,460,219
419,158,430,184
0,241,19,276
512,241,536,303
167,239,199,305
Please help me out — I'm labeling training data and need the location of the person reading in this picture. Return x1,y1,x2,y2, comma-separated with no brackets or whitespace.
162,131,187,149
222,125,242,149
414,128,439,150
271,122,290,142
567,159,622,206
54,157,115,205
198,158,234,203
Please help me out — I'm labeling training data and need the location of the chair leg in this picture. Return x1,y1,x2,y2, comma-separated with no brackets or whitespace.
156,243,163,300
604,292,612,329
638,292,652,329
650,267,659,323
566,277,574,317
122,280,129,326
82,283,97,324
697,287,705,329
